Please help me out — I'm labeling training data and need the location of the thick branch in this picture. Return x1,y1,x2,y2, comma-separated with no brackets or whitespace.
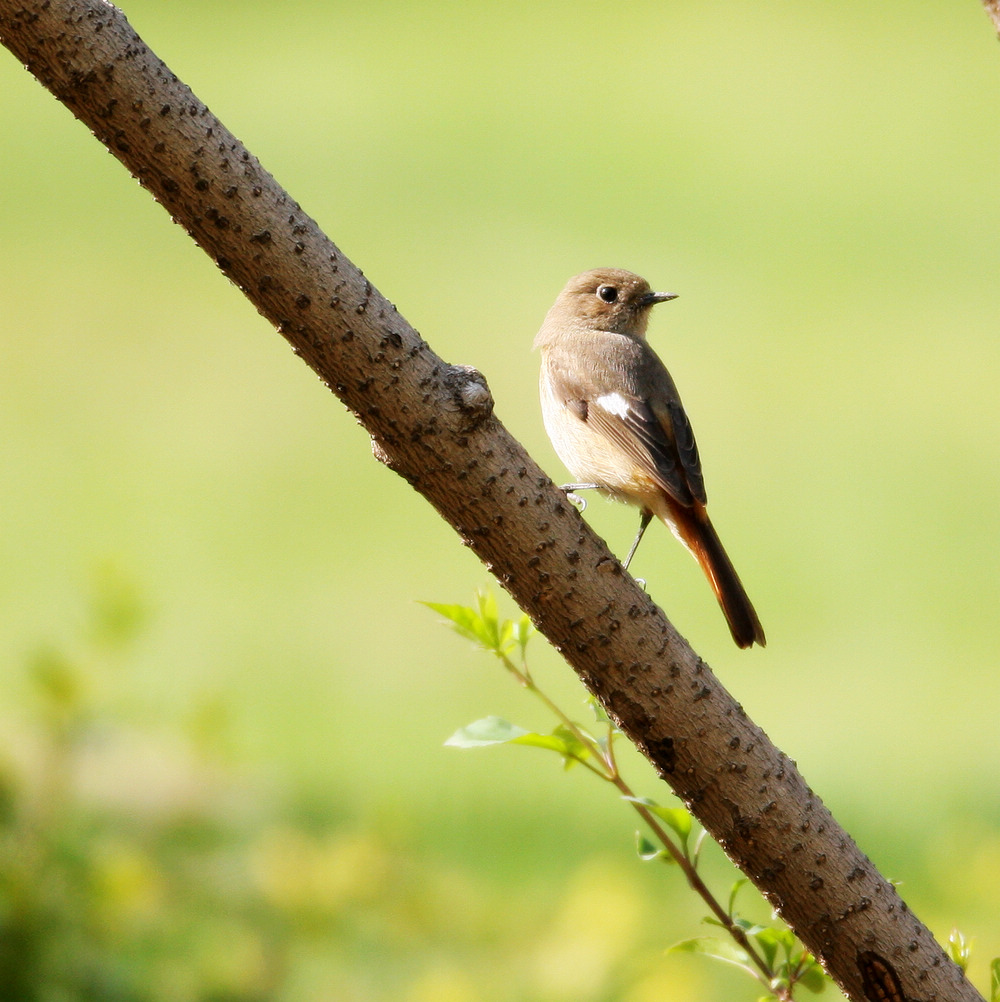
0,4,980,1000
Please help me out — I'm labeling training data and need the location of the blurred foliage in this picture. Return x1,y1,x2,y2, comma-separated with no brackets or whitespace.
0,576,731,1001
3,0,1000,998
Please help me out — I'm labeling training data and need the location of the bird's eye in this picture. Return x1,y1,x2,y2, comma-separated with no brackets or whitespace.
597,285,619,303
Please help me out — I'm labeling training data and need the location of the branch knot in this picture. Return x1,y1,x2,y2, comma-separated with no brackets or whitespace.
445,364,493,430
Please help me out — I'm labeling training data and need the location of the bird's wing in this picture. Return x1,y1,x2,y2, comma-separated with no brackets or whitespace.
547,355,707,507
657,396,706,505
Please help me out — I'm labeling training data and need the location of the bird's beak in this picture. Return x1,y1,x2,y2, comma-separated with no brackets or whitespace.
641,291,679,307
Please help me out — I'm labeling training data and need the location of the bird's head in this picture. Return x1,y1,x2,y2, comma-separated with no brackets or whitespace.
534,268,677,348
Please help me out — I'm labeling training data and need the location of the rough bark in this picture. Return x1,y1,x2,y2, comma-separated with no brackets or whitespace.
0,3,982,1000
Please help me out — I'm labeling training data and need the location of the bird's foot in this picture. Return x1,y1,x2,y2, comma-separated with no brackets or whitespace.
559,482,601,513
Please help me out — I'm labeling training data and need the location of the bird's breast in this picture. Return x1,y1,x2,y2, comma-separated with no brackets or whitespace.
538,365,662,510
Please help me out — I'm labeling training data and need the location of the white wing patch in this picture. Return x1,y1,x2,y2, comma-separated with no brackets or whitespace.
594,392,630,419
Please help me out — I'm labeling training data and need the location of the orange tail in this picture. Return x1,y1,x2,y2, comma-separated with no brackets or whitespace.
661,501,765,649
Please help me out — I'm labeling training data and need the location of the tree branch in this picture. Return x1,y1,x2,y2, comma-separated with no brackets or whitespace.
0,3,981,1000
983,0,1000,35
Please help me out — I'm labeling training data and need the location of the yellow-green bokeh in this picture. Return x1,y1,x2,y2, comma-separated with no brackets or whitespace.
2,1,999,998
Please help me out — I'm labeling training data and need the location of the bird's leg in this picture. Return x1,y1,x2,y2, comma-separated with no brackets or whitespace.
559,482,602,512
622,508,654,571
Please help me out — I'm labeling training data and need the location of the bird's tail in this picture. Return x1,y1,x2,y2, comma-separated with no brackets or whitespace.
657,501,765,649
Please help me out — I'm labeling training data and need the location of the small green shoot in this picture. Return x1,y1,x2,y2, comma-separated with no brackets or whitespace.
624,797,692,855
948,928,972,974
427,590,836,1002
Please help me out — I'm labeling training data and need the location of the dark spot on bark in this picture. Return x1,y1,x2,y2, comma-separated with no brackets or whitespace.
857,952,906,1002
646,736,675,774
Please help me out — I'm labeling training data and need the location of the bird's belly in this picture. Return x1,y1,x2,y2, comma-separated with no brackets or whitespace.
540,379,661,510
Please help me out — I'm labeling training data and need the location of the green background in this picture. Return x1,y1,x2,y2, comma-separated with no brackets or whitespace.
2,1,999,999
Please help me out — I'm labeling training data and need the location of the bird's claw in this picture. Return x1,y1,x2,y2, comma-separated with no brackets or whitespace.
560,483,600,512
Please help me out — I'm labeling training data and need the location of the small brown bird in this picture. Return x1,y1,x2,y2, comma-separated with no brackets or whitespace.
534,268,765,648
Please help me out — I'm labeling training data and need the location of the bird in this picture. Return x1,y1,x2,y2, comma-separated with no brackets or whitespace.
534,268,765,648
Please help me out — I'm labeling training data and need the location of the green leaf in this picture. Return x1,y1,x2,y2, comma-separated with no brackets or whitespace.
655,806,693,841
550,725,590,761
514,613,533,657
733,918,767,936
728,878,749,918
476,588,497,621
990,957,1000,1002
757,925,796,959
947,928,972,973
691,827,710,867
510,731,574,754
635,833,663,861
445,718,592,767
624,798,693,850
476,589,505,650
797,960,828,994
444,716,529,747
669,937,754,975
422,601,493,649
423,591,523,655
497,617,513,652
585,695,612,725
749,926,783,968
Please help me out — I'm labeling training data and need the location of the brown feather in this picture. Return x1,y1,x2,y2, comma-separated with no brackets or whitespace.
661,498,766,649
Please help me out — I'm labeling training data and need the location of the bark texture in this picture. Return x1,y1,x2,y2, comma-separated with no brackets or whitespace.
0,3,982,1000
